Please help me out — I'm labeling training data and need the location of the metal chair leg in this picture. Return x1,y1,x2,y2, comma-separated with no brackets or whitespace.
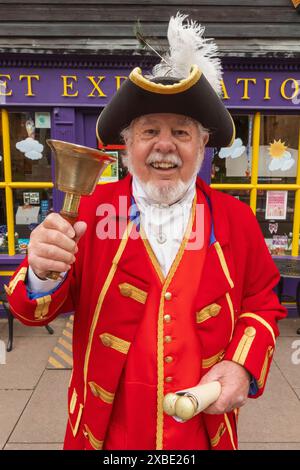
6,307,14,352
277,277,284,303
45,325,54,335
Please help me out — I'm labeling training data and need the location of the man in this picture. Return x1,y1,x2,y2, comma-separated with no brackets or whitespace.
6,14,286,450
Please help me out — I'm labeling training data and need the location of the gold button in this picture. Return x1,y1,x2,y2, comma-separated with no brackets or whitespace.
101,334,112,347
164,335,172,343
165,376,173,383
164,292,172,301
120,286,132,297
164,356,173,363
164,314,171,323
244,326,256,337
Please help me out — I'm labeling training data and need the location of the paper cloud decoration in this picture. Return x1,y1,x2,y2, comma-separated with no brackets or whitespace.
16,137,44,160
218,138,246,159
268,139,295,172
269,150,295,172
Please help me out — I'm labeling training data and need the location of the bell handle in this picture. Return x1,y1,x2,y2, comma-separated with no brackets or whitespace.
44,193,80,281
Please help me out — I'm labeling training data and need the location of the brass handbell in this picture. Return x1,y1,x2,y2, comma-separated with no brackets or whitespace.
45,139,116,280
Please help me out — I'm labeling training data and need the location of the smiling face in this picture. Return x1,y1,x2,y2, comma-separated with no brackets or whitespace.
123,113,209,204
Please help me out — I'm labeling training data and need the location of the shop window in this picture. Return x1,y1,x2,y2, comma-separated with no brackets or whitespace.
258,115,299,184
98,150,128,184
0,112,4,181
220,189,251,207
13,188,53,254
211,112,300,257
256,190,296,256
211,114,253,184
0,108,53,256
9,111,52,182
0,189,7,253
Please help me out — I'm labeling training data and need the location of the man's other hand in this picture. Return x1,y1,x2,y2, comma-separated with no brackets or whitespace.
199,360,250,414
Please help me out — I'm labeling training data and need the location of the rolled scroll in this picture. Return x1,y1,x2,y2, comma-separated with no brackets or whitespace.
163,381,221,422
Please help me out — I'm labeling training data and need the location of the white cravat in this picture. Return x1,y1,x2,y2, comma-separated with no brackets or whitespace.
132,177,196,277
28,177,196,292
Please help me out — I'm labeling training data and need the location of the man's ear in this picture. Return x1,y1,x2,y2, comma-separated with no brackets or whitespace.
202,132,209,147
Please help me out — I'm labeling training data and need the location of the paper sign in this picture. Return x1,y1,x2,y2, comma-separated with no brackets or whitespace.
35,112,51,129
99,152,118,183
265,191,287,220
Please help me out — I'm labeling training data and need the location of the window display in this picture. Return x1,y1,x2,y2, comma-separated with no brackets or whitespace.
0,189,7,253
212,114,253,183
9,111,52,182
0,112,4,181
256,190,295,256
13,188,53,254
219,189,251,207
258,115,299,184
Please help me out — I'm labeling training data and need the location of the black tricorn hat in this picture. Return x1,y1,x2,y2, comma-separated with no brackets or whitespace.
96,64,235,148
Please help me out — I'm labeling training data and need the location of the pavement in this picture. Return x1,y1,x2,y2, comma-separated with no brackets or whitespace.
0,315,300,451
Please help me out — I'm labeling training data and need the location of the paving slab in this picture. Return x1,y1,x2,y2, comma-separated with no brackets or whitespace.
0,390,31,450
4,443,63,450
278,318,300,337
9,369,71,444
238,362,300,443
0,316,67,340
239,442,300,450
294,388,300,400
273,336,300,389
0,335,58,389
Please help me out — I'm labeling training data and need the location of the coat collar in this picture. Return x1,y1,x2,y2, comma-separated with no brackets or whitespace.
195,177,230,248
110,174,230,249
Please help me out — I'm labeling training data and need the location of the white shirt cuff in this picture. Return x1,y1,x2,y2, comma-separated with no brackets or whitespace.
27,266,66,293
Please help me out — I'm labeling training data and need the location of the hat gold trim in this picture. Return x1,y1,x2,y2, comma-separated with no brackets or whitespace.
129,65,202,95
228,113,236,147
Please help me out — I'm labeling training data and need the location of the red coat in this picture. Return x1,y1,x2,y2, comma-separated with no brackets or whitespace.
6,175,286,450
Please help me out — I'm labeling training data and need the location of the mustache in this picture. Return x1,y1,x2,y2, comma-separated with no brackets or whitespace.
146,152,182,167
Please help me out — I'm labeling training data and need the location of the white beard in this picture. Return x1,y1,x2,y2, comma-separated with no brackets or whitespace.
125,151,203,205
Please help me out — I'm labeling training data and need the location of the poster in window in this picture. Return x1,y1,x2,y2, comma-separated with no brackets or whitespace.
99,152,118,183
265,191,287,220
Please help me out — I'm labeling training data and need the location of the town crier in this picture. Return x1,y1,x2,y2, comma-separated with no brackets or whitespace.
6,13,286,450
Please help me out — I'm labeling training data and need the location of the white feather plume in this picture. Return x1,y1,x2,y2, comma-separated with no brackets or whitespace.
150,12,222,96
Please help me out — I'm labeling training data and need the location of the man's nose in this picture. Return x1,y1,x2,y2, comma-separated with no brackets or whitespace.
153,131,177,154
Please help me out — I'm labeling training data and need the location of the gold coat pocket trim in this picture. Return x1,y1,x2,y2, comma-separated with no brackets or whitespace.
68,403,83,437
119,282,148,304
232,326,256,366
83,424,103,450
257,346,274,389
69,388,77,415
196,303,221,324
89,381,115,404
239,313,275,344
210,422,226,447
99,332,131,355
5,267,28,296
34,295,52,319
202,350,225,369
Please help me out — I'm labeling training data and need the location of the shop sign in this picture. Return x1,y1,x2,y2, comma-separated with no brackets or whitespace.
0,68,299,109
